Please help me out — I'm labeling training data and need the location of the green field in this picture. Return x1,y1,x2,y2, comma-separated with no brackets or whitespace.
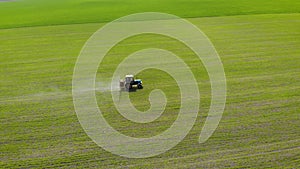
1,0,300,168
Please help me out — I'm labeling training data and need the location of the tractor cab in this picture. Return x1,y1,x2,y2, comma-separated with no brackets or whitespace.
125,75,134,84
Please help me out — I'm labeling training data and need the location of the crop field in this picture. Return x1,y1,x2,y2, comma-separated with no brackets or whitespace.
1,0,300,168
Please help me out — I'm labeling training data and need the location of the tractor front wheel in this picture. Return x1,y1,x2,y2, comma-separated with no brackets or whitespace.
138,84,143,89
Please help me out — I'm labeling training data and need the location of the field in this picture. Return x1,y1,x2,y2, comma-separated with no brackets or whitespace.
1,0,300,168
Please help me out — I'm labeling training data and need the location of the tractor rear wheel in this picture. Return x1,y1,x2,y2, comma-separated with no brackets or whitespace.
125,83,131,91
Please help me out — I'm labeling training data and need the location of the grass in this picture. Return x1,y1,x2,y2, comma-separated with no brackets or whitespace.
0,0,300,168
0,0,300,29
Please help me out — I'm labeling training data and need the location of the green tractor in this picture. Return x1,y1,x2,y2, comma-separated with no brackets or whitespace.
120,75,143,91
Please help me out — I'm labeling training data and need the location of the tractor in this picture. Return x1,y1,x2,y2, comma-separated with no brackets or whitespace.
119,75,143,91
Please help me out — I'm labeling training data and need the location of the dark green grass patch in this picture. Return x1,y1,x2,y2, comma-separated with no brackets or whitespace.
0,0,300,29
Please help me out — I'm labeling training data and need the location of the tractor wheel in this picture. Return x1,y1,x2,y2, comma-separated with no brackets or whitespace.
125,83,130,91
138,84,143,89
